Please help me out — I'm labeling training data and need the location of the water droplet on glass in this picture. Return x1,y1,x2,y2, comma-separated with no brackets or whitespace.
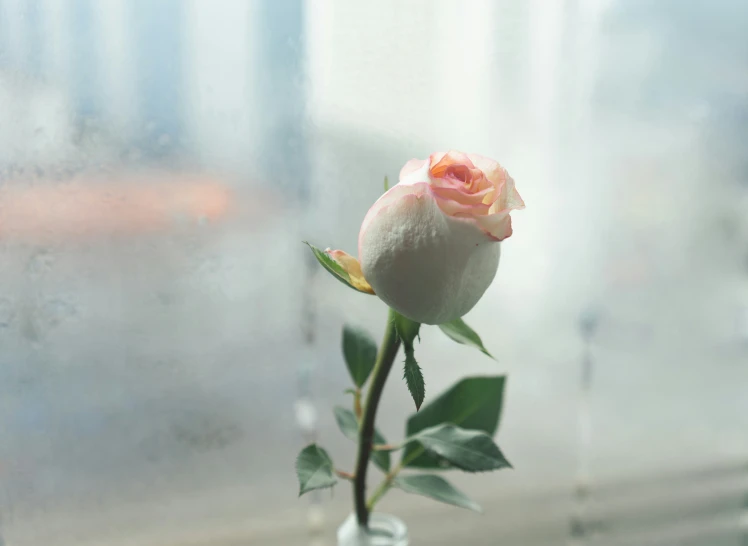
0,298,15,328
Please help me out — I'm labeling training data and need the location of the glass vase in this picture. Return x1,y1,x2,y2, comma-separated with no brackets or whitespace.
337,513,408,546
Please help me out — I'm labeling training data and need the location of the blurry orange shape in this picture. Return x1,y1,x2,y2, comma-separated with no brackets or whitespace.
0,172,232,244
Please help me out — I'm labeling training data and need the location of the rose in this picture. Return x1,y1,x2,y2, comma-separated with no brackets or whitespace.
329,151,524,325
358,151,525,324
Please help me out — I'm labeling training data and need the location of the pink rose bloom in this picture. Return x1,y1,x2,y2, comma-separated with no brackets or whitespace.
330,151,524,324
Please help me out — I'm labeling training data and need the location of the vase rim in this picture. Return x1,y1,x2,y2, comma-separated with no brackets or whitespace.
337,512,408,546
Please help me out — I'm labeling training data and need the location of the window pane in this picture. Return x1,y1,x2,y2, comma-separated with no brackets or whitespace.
0,1,746,544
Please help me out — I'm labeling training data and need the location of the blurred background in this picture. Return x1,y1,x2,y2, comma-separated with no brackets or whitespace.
0,0,747,545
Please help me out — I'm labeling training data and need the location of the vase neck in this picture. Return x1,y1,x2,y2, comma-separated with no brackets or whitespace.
337,513,408,546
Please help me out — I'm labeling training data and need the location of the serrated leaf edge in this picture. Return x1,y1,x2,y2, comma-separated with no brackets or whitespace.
296,444,337,496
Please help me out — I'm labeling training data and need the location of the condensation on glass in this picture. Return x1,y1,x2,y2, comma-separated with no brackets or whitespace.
0,1,746,545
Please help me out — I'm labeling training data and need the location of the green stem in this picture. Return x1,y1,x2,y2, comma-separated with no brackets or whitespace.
366,477,393,511
353,388,363,420
353,308,401,528
366,445,425,511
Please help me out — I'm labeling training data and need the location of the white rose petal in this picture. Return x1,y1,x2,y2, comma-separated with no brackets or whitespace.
359,182,500,325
